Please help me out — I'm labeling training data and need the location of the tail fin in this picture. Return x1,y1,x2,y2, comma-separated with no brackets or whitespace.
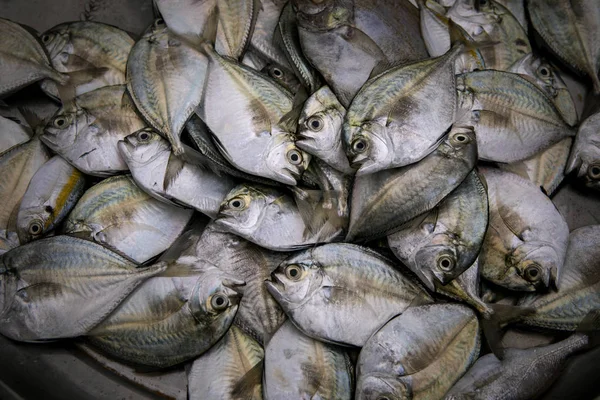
481,304,535,359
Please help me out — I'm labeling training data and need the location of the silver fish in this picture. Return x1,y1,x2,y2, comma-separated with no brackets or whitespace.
118,128,236,219
388,169,488,291
40,85,147,176
263,320,353,400
356,304,480,400
479,168,569,292
419,0,452,57
214,0,258,60
265,243,433,347
344,45,462,175
248,0,290,69
17,156,86,244
446,334,589,400
88,262,243,367
494,0,527,33
188,325,264,400
456,70,576,163
154,0,218,45
0,235,165,341
347,126,477,241
0,104,32,155
565,110,600,192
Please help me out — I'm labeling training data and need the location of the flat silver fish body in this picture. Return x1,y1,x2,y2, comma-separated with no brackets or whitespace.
347,126,477,241
0,111,32,155
64,175,193,263
248,0,290,69
41,85,146,176
388,169,488,290
565,110,600,192
517,225,600,331
88,263,242,367
265,243,433,347
419,0,452,57
344,45,462,175
494,0,527,33
188,325,264,400
263,320,353,400
154,0,218,45
356,304,480,400
479,168,569,292
0,235,165,341
118,128,236,219
456,70,575,163
17,156,86,243
446,334,589,399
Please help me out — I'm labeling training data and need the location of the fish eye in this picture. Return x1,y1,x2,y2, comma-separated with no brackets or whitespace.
524,264,542,282
210,293,230,311
352,138,368,153
588,164,600,180
228,197,246,210
287,149,303,165
538,66,550,78
154,18,165,28
450,130,471,146
285,264,302,281
137,130,153,142
28,220,44,236
307,116,323,132
437,255,455,271
271,67,283,78
53,116,69,128
41,34,51,43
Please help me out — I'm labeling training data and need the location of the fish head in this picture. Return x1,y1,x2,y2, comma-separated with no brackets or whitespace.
293,0,350,30
40,27,70,65
41,107,87,150
265,134,311,185
356,374,411,400
215,184,274,235
509,244,560,291
262,63,302,93
569,159,600,192
118,128,170,167
448,0,499,29
16,207,50,244
414,240,462,291
439,125,478,162
344,121,393,176
265,255,325,309
583,162,600,191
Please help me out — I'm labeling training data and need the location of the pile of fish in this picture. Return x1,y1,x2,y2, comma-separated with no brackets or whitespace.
1,0,599,398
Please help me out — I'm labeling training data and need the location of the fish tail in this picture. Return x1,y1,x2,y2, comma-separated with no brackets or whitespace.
230,359,263,399
481,303,535,359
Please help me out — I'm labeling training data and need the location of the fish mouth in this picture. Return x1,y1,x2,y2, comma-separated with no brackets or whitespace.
354,159,383,176
39,134,57,149
264,274,284,296
117,140,132,159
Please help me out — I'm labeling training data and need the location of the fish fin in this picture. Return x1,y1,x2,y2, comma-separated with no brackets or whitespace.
564,145,581,175
156,259,209,277
496,201,527,241
278,86,309,132
293,188,346,241
65,232,143,266
577,309,600,332
482,303,535,359
231,359,264,399
163,153,186,191
54,68,110,103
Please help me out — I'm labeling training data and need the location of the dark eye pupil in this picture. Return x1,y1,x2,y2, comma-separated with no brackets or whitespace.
273,68,282,77
215,296,224,305
528,268,538,277
140,133,149,140
233,201,241,207
290,269,298,277
456,135,465,142
311,120,320,128
441,259,450,268
291,153,299,162
541,68,548,76
591,167,600,175
57,119,64,126
42,35,50,42
31,225,40,233
356,141,364,149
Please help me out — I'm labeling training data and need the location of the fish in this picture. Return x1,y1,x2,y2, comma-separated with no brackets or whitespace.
39,21,134,99
259,60,303,94
0,114,32,156
214,0,258,60
64,175,193,264
294,0,428,106
344,45,462,175
0,235,165,341
456,70,576,163
347,125,477,241
479,168,569,292
215,183,343,251
197,44,310,185
356,304,480,400
446,334,590,399
153,0,218,45
494,0,527,34
16,156,86,244
419,0,452,57
40,85,147,176
263,320,353,400
516,225,600,331
0,17,67,97
265,243,433,347
527,0,600,93
87,262,244,367
188,325,264,400
118,128,237,219
248,0,291,69
296,86,353,174
127,20,208,155
387,169,489,291
565,110,600,192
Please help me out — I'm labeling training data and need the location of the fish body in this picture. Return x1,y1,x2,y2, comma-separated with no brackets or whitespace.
265,243,433,347
0,113,32,155
17,156,86,243
154,0,218,45
565,110,600,192
64,175,193,263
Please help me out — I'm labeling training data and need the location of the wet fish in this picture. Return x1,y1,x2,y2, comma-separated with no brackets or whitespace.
565,110,600,192
495,0,527,34
388,169,488,291
197,44,310,185
263,320,353,400
0,17,66,97
296,86,352,174
39,21,134,99
265,243,432,347
528,0,600,93
40,85,147,176
446,334,589,400
347,126,477,241
516,225,600,331
214,0,258,60
0,235,165,341
188,325,264,400
248,0,290,69
456,70,576,163
16,156,86,244
127,20,208,155
356,304,480,400
344,45,462,175
0,114,32,156
88,262,243,367
419,0,452,57
118,128,236,219
479,168,569,292
153,0,218,45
